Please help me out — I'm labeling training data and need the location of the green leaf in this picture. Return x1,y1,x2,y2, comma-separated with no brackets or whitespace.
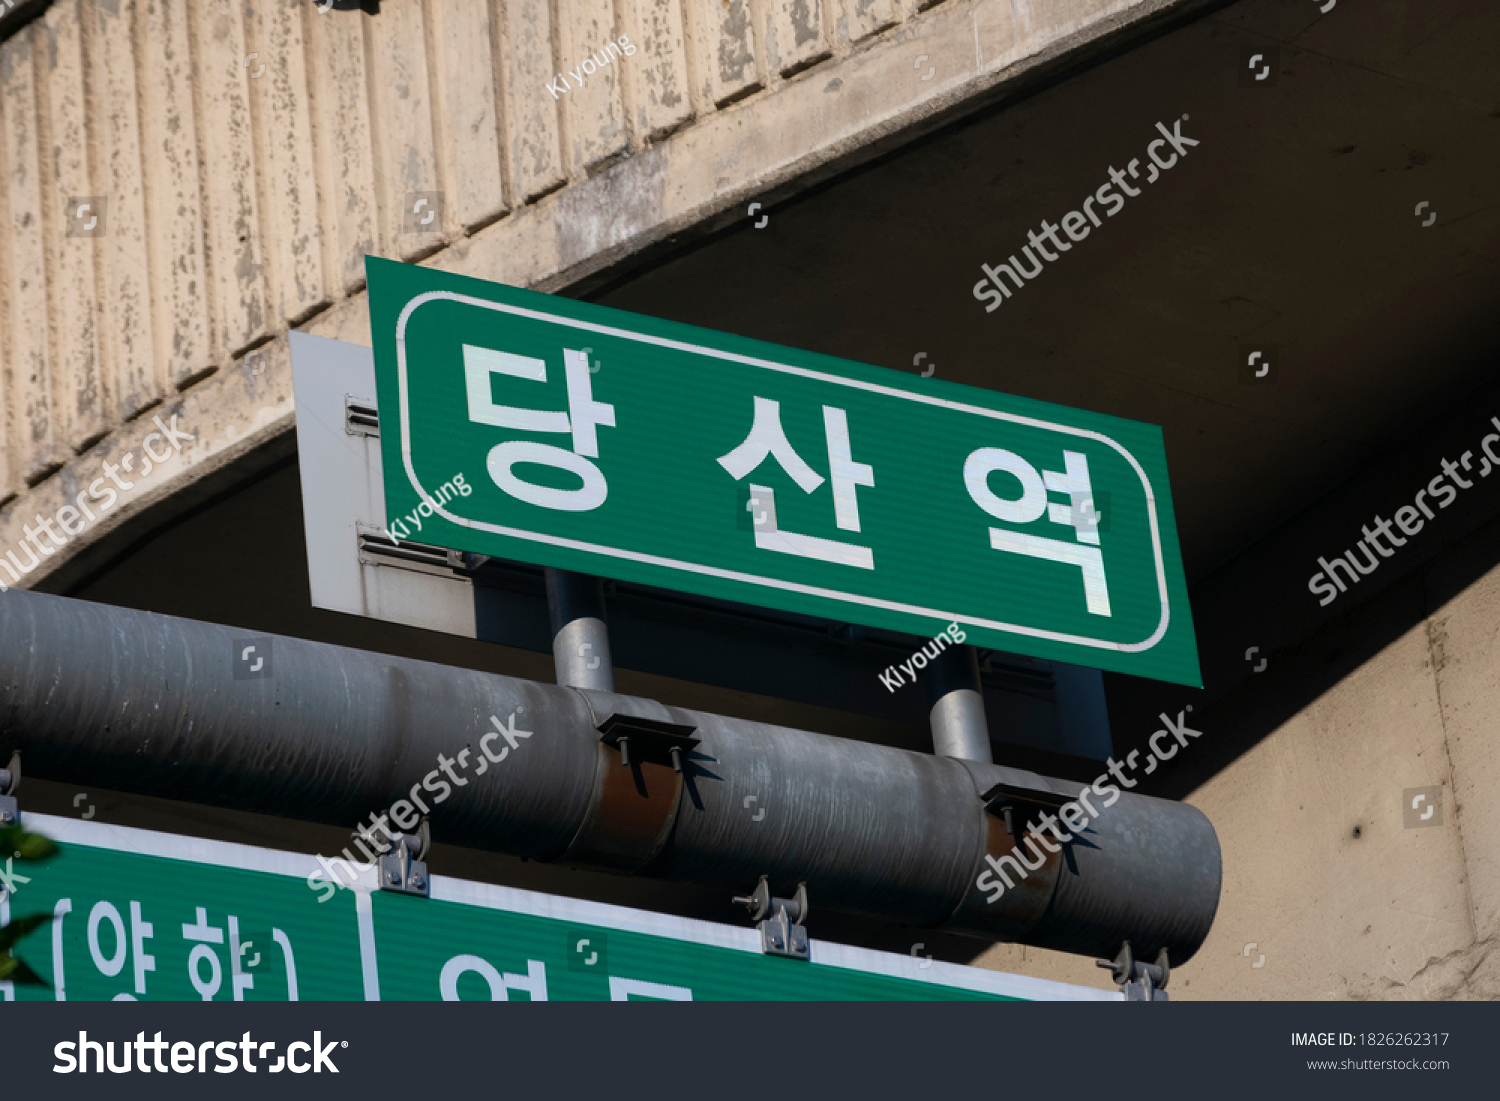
0,952,49,986
0,825,58,861
0,912,53,955
0,912,54,989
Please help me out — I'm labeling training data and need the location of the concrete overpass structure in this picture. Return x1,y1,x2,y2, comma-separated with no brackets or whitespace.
1,0,1496,997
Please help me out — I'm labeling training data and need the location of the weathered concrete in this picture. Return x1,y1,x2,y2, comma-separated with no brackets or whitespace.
425,0,508,235
245,0,328,326
40,2,105,448
0,0,1199,578
138,0,212,389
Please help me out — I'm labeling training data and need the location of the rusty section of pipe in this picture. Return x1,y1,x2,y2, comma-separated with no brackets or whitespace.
0,589,1220,961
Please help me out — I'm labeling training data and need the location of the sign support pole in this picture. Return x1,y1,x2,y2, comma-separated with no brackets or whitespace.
923,646,992,763
545,568,615,692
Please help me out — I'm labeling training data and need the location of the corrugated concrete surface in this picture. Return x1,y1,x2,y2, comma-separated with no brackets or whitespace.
0,0,1186,582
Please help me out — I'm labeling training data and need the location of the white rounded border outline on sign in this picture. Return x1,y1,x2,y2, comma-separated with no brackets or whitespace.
392,290,1173,656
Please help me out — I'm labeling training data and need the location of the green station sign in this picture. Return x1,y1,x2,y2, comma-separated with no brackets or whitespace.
368,258,1198,685
2,816,1114,1002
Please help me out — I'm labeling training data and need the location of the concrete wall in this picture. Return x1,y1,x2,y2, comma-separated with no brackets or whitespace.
0,0,1196,590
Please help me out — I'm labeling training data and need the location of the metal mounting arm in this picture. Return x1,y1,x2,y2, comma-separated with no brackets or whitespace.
734,876,810,960
378,820,431,897
1097,941,1170,1001
0,750,19,827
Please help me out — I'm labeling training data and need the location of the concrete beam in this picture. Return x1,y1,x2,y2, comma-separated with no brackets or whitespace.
0,0,1208,590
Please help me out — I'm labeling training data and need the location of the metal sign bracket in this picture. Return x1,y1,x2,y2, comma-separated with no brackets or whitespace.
1097,940,1170,1001
734,875,810,961
378,821,431,897
0,750,21,827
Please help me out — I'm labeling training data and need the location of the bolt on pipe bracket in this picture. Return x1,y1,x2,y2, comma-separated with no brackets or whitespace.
597,714,700,773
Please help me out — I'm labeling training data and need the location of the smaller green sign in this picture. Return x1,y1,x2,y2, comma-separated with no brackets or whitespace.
3,821,365,1002
4,815,1116,1002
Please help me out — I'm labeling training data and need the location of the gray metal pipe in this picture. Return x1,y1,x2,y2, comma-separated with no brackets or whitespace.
0,589,1220,962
